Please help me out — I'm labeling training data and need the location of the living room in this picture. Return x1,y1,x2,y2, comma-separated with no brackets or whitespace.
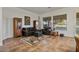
0,7,79,52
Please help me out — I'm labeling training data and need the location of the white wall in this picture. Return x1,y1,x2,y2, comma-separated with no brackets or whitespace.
3,7,79,39
0,7,3,45
41,8,79,37
2,7,38,40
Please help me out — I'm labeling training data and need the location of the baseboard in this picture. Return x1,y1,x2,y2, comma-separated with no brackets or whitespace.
3,36,13,40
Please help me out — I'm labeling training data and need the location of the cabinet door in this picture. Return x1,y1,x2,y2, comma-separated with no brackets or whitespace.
75,38,79,52
13,18,22,37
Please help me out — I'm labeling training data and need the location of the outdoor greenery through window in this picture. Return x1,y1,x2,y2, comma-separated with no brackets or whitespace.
76,13,79,34
43,17,51,28
53,14,67,31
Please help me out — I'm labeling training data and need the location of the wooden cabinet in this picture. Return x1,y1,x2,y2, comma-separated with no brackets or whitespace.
13,17,22,37
75,36,79,52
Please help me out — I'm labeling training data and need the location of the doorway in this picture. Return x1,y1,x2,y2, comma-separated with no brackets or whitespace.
33,20,36,29
13,17,22,37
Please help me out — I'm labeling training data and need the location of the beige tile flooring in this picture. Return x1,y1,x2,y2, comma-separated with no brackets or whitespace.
0,35,76,52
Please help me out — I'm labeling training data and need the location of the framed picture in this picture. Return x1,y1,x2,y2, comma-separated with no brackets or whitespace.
24,16,30,25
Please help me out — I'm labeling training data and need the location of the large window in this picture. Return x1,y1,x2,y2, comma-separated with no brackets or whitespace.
43,17,51,28
76,13,79,34
53,14,67,31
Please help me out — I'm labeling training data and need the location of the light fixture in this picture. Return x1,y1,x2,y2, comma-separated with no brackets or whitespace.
48,7,51,8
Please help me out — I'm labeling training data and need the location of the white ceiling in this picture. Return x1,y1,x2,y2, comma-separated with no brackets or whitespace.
19,7,63,14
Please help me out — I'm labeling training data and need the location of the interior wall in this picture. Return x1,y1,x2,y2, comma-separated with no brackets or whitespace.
2,7,38,40
41,8,78,37
3,7,79,39
0,7,3,45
